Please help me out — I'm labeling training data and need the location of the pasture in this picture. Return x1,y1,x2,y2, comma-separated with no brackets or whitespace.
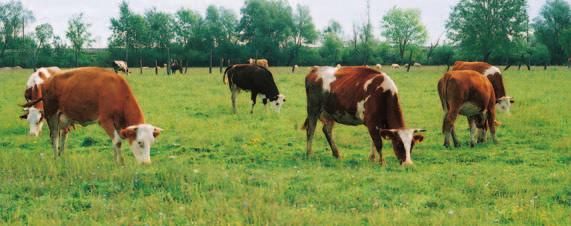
0,66,570,225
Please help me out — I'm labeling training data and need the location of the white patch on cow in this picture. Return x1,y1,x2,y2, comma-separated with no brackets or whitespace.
270,94,286,112
483,66,500,77
26,68,53,88
376,73,398,95
363,77,375,92
397,129,415,165
496,97,512,114
317,66,338,92
356,96,370,120
128,124,158,164
26,107,43,136
113,130,122,146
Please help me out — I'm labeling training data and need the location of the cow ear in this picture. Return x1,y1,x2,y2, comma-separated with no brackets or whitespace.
413,134,424,143
120,126,137,139
153,127,163,138
380,130,397,140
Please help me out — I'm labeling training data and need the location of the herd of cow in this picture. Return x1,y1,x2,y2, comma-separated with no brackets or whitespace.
19,60,513,166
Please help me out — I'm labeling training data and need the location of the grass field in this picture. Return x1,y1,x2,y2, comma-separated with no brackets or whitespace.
0,66,570,225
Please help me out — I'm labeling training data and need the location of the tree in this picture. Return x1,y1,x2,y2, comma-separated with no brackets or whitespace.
109,1,148,70
0,0,34,59
174,8,203,70
34,23,53,49
561,28,571,58
66,13,93,66
288,4,317,66
532,0,571,64
145,8,174,69
446,0,528,62
381,7,428,61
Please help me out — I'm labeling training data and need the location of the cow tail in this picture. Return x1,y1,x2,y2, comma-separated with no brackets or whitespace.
223,65,233,84
21,98,43,108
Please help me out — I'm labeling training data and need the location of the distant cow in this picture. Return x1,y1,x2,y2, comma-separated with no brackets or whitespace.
438,70,497,148
22,67,162,164
248,58,269,69
414,63,422,68
223,64,286,114
336,64,342,69
373,64,382,71
452,61,513,113
391,64,400,69
112,60,129,74
21,67,61,136
303,66,425,166
170,61,183,74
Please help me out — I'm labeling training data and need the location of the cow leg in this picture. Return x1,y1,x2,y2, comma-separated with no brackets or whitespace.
46,115,60,158
305,115,319,157
100,120,124,165
477,114,487,143
250,92,257,114
322,119,341,159
367,127,385,166
58,128,69,156
468,116,477,147
487,111,498,144
443,109,460,148
230,85,239,114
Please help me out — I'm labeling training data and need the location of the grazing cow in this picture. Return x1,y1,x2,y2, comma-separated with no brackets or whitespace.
437,70,497,148
22,67,162,164
414,63,422,68
292,64,299,73
452,61,514,113
170,61,183,74
223,64,286,114
112,60,129,74
303,66,425,166
373,64,382,71
391,64,400,69
21,67,61,136
248,58,269,69
336,64,342,69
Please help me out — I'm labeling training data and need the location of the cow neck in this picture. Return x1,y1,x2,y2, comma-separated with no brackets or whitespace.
123,96,145,127
384,94,406,129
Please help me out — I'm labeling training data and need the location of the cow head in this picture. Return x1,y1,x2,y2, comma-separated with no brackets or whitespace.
496,96,514,114
381,128,425,166
270,94,286,112
120,124,162,164
22,107,44,136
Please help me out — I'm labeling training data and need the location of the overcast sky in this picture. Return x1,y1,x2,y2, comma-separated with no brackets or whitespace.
21,0,546,48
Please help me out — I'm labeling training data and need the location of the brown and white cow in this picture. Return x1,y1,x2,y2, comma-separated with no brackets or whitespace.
303,66,425,166
248,58,269,69
452,61,514,113
22,67,162,164
112,60,129,74
437,70,497,148
21,67,61,136
391,64,400,69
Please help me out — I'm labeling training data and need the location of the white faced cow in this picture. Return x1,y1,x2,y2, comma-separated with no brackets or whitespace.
21,67,61,136
303,66,425,166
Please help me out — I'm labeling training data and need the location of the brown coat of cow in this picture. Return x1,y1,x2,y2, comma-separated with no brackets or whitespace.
304,66,424,166
23,67,161,164
438,70,497,148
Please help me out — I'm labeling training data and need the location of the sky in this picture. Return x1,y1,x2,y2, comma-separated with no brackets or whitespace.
21,0,547,48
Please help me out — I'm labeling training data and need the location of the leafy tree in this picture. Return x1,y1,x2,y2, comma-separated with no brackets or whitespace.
145,8,174,65
533,0,571,64
34,23,53,49
288,4,317,66
108,1,148,64
446,0,528,62
0,0,34,60
174,8,203,67
381,7,427,60
324,20,342,36
431,44,455,66
561,28,571,58
66,13,93,66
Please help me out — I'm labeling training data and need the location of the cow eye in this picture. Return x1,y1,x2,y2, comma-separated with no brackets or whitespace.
138,141,144,147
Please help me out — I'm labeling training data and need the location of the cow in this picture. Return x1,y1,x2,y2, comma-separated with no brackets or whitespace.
391,64,400,69
21,67,61,136
223,64,286,114
452,61,514,113
414,63,422,68
336,64,342,69
112,60,129,74
170,61,183,74
248,58,269,69
303,66,425,166
437,70,497,148
22,67,162,164
373,64,382,71
292,64,299,73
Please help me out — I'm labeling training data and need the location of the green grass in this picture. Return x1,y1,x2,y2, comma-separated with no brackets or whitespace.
0,66,570,225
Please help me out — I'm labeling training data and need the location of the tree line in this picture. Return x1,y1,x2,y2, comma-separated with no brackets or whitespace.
1,0,570,69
